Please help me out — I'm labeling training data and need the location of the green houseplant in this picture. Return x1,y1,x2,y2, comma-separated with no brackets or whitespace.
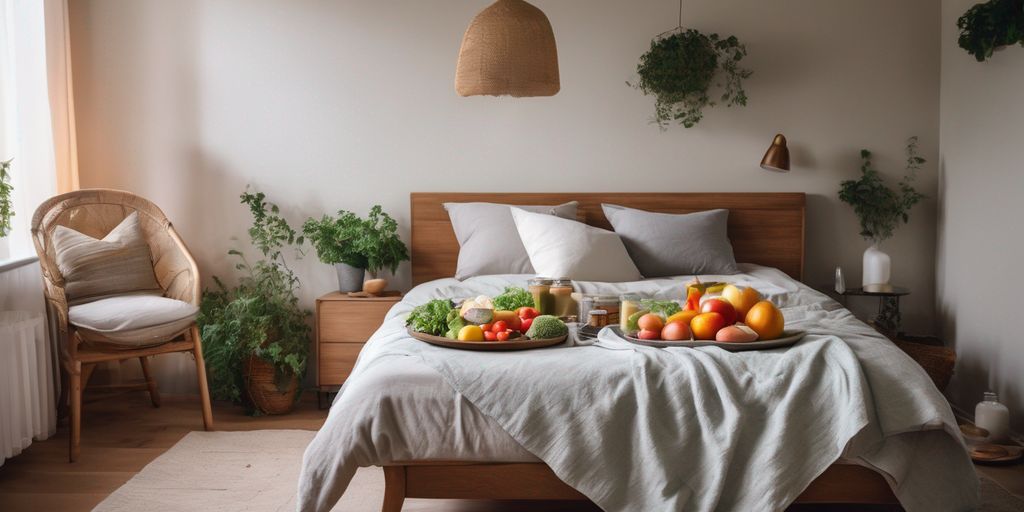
630,29,752,129
957,0,1024,61
198,190,311,415
838,137,926,287
302,205,409,293
0,159,13,238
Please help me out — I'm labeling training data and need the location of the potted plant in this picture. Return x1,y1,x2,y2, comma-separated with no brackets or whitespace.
630,28,752,129
957,0,1024,62
0,159,13,238
198,190,311,415
838,137,926,287
302,205,409,293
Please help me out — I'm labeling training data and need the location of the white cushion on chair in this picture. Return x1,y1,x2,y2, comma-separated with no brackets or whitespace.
69,295,198,347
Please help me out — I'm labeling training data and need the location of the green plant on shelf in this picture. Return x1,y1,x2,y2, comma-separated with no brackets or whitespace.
302,205,408,277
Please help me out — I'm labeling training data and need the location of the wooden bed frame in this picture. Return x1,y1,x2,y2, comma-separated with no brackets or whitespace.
381,192,899,511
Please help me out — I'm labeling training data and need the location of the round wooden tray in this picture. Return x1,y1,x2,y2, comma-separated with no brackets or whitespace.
407,327,568,351
969,443,1024,465
611,326,806,351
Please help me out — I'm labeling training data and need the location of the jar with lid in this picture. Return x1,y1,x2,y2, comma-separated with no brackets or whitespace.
975,391,1011,443
620,294,642,334
550,278,576,321
528,278,554,315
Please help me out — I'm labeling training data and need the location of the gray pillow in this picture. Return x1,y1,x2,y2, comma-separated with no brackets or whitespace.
601,204,739,277
445,201,578,279
52,212,162,304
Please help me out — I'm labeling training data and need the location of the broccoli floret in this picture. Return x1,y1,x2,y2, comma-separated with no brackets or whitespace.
525,315,568,339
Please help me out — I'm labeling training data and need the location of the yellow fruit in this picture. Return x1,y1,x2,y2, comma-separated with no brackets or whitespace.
492,310,518,323
722,285,762,319
666,310,699,326
457,325,485,342
744,301,785,340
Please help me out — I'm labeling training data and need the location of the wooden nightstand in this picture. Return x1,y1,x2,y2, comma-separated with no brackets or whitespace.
316,292,402,400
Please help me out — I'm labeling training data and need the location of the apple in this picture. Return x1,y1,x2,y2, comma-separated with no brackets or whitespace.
637,313,665,332
715,325,758,343
661,321,691,341
700,298,737,326
637,329,660,340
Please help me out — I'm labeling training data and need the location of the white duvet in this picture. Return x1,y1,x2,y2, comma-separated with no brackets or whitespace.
297,264,978,512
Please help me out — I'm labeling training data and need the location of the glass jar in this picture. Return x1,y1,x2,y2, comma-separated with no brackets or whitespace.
587,309,608,328
578,295,620,326
550,278,576,321
528,278,554,315
620,294,642,334
975,391,1011,443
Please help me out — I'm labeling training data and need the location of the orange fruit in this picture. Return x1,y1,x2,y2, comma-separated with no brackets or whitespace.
690,312,726,340
744,301,785,340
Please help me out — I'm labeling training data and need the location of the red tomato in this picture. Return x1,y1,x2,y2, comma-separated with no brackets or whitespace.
516,307,540,320
481,323,493,332
496,331,511,341
521,317,533,332
492,320,508,333
484,330,497,341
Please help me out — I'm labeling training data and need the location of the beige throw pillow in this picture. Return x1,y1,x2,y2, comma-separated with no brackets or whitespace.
52,212,162,303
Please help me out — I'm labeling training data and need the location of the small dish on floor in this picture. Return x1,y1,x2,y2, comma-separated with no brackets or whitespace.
970,444,1023,465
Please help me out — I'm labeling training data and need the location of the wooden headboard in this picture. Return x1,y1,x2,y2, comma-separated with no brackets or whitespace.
410,193,806,285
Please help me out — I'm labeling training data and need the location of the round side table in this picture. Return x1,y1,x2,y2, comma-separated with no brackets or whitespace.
0,311,56,466
832,285,910,336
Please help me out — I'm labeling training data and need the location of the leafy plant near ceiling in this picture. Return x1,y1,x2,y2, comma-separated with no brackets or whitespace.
630,29,752,129
198,189,310,413
957,0,1024,61
302,205,409,276
0,159,12,237
838,137,927,244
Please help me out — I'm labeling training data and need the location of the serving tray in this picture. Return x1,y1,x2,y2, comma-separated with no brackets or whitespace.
611,326,806,352
407,328,567,351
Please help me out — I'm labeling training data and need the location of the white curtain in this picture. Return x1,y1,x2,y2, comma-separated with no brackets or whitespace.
0,0,78,262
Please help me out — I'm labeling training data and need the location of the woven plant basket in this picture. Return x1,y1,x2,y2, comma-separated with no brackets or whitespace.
243,356,298,415
894,340,956,391
455,0,559,97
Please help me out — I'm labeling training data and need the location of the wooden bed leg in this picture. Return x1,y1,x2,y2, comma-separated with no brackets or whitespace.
382,466,406,512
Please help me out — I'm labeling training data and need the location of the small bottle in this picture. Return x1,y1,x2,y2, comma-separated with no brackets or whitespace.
528,278,554,315
834,266,846,294
975,391,1011,443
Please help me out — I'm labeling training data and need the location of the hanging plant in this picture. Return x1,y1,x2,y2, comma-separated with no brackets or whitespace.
630,29,752,129
957,0,1024,62
0,159,12,238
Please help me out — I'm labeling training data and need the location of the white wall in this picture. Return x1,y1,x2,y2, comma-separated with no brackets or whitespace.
939,0,1024,431
68,1,941,391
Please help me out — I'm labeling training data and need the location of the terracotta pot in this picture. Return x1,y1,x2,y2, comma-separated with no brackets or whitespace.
243,356,298,415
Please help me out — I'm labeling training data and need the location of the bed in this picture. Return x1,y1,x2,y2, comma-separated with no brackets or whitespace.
297,193,977,512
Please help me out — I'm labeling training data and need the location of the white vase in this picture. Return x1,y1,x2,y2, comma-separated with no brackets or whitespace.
862,244,891,287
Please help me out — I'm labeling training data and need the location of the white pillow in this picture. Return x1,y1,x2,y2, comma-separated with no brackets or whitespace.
511,207,642,282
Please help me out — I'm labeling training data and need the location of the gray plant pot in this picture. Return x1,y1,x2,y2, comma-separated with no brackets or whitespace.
334,263,365,293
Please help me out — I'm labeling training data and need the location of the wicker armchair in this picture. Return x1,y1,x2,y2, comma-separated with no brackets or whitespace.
31,189,213,462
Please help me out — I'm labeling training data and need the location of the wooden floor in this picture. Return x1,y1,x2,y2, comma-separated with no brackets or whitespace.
0,390,328,512
0,390,1020,512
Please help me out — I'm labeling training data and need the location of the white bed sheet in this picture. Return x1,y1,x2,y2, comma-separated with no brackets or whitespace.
298,265,977,512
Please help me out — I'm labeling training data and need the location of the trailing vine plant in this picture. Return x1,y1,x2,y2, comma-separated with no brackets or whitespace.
957,0,1024,62
0,159,13,237
630,10,752,130
838,137,927,244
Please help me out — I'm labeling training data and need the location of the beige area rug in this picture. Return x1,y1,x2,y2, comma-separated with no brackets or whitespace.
93,430,1024,512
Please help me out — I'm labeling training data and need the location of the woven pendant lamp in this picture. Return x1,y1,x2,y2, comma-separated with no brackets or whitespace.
455,0,560,97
